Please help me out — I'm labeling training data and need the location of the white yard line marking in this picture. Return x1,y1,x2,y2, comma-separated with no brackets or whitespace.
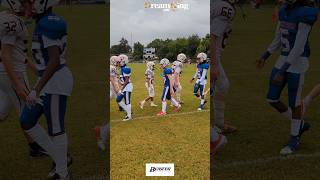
212,152,320,170
111,110,209,122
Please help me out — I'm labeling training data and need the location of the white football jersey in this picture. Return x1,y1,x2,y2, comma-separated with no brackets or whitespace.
211,0,235,60
172,60,183,74
0,11,28,73
110,65,117,78
145,69,154,80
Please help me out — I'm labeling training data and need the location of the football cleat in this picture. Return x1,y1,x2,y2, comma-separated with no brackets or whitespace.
211,134,227,155
122,116,132,121
48,173,70,180
198,104,205,111
157,111,166,116
175,105,182,112
48,155,73,179
139,101,144,109
280,136,300,155
29,147,48,158
150,102,158,107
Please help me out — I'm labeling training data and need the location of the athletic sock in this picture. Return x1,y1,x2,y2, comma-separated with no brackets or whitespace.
201,99,205,105
25,124,56,162
52,133,68,177
162,101,167,112
118,101,128,113
291,119,302,137
126,104,132,118
171,98,179,107
281,108,292,121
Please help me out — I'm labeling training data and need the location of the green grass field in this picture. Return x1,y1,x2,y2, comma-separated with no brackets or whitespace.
0,5,108,179
110,63,210,179
212,6,320,180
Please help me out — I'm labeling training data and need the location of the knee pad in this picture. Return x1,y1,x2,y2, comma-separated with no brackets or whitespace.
116,94,123,103
20,104,42,130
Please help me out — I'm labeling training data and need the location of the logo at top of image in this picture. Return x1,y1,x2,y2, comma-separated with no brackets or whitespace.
144,0,190,12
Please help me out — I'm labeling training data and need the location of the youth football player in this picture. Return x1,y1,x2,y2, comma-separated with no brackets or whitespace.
20,0,74,179
116,54,133,121
140,61,157,109
211,0,238,133
190,52,209,111
0,0,47,157
172,53,186,104
157,58,181,116
256,0,318,155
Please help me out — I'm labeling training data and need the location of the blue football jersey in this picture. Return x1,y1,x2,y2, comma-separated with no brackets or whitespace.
196,63,209,80
278,5,318,57
32,13,67,71
120,65,131,83
163,68,173,87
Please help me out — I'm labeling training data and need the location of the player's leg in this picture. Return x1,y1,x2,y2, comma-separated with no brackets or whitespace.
157,86,169,116
198,84,206,110
149,84,157,106
280,73,309,155
193,82,200,98
123,91,132,121
214,62,236,133
267,68,291,120
303,83,320,114
170,86,181,111
116,92,128,115
175,83,183,103
43,94,70,178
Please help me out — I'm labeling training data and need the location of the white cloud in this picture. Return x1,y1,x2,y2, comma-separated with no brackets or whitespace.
110,0,209,47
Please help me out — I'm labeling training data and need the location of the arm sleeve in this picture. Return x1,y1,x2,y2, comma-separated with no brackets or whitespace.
200,69,207,82
42,35,60,48
285,23,311,64
267,22,282,53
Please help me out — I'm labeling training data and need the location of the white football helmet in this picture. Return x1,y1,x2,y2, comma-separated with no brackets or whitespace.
159,58,170,68
118,54,129,66
177,53,187,63
110,56,118,66
146,61,155,70
197,52,207,63
1,0,25,14
32,0,60,14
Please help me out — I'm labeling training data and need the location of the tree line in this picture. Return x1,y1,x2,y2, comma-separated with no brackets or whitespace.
110,34,210,62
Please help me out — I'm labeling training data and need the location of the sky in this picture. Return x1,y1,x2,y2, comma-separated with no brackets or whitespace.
110,0,210,47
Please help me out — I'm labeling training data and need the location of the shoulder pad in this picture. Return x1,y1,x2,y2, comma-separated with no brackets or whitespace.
298,7,318,25
37,14,67,39
165,68,172,74
122,67,131,74
202,63,209,69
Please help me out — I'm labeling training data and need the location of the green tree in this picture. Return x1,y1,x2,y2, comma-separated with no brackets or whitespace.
133,42,144,61
110,37,132,55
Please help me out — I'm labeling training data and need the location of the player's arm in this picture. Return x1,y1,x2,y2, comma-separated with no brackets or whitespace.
199,68,208,84
1,43,28,100
257,23,281,69
190,70,197,83
110,76,119,92
27,59,38,75
282,23,312,69
120,70,130,93
33,45,60,95
272,23,312,85
168,74,174,95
